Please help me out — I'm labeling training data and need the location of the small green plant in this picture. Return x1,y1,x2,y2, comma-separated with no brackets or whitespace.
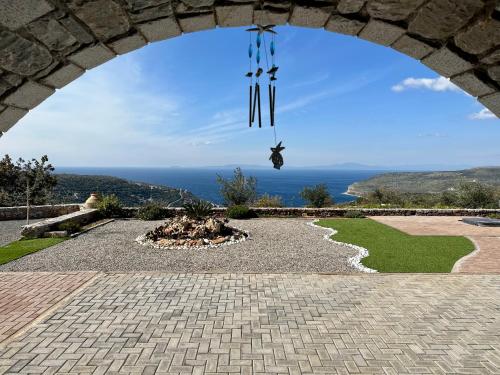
226,205,257,219
254,194,283,208
137,202,168,220
343,210,365,218
57,221,82,234
183,200,214,218
300,184,334,208
217,168,257,206
97,194,123,218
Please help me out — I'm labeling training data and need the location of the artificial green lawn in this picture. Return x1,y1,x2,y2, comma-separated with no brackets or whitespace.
317,218,474,273
0,238,67,265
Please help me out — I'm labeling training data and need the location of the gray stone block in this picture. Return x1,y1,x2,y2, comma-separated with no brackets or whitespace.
391,35,435,60
215,5,253,27
179,13,216,33
68,44,116,70
42,63,85,89
487,66,500,84
325,15,365,36
337,0,365,14
481,49,500,65
0,0,54,30
4,81,54,109
367,0,425,21
422,47,473,78
0,106,28,132
289,6,331,28
359,19,405,46
108,34,147,55
21,209,99,238
479,92,500,118
26,17,78,52
455,18,500,55
253,9,289,25
138,17,181,42
451,71,496,97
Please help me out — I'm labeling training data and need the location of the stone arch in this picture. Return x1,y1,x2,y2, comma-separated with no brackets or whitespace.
0,0,499,135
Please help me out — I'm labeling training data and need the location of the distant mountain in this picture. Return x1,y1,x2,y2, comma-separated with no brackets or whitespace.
52,174,198,207
348,167,500,196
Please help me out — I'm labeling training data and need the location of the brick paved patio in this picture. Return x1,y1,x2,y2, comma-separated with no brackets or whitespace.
0,273,499,374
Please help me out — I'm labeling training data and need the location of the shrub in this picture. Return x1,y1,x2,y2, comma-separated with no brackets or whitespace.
183,200,214,219
343,210,365,218
217,168,257,206
226,205,257,219
300,184,334,208
456,182,497,208
57,221,81,234
137,202,168,220
97,194,123,218
254,194,283,208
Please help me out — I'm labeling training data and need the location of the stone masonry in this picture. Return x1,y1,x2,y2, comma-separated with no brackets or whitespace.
0,0,498,135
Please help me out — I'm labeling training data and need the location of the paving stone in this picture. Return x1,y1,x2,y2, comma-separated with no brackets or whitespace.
422,47,473,78
66,0,130,41
68,44,116,70
0,273,499,374
0,0,54,30
451,71,496,97
138,17,181,42
108,34,147,55
41,63,85,89
0,106,28,132
178,13,216,33
391,34,435,60
215,5,254,27
366,0,425,21
0,30,53,76
359,19,405,46
337,0,366,14
26,17,78,52
479,91,500,118
3,81,54,109
408,0,484,40
455,18,500,55
325,15,365,36
289,5,331,28
253,9,289,25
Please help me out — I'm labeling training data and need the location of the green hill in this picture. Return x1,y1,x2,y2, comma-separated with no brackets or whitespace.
348,167,500,196
52,174,198,207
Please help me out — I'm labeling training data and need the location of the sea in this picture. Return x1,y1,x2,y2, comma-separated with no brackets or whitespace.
55,167,384,207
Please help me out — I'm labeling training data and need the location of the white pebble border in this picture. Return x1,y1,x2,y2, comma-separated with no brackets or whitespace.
135,230,249,251
308,220,377,273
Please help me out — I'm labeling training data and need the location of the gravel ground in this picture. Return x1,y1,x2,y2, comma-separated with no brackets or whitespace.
0,218,360,273
0,220,31,246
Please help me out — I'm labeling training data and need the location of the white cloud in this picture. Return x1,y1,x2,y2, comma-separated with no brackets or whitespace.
392,77,460,93
469,108,497,120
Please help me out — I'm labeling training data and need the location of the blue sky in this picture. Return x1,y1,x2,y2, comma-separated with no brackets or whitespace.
0,26,498,169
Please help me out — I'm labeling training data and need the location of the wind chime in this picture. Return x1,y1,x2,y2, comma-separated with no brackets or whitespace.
246,23,284,169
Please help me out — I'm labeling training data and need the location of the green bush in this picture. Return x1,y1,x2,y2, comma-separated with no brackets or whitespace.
226,205,257,219
456,182,497,208
57,221,81,234
137,202,168,220
343,210,365,218
183,200,214,218
254,194,283,208
217,168,257,206
300,184,334,208
97,194,123,218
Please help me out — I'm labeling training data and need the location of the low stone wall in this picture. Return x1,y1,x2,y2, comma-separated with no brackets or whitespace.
21,209,99,239
123,207,500,218
0,204,81,221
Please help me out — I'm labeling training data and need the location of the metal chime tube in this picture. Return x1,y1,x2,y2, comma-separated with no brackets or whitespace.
272,85,276,127
249,85,253,127
268,84,273,127
257,84,262,128
252,83,258,123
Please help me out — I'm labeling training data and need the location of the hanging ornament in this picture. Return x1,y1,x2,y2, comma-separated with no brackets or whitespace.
270,142,285,170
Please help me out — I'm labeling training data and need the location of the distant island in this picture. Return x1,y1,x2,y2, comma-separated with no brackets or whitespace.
52,174,198,207
348,167,500,196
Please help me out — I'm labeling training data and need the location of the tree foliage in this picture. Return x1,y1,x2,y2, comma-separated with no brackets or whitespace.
216,168,257,206
300,184,334,208
0,154,57,207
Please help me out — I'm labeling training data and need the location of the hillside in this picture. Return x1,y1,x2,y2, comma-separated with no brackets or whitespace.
348,167,500,196
52,174,198,207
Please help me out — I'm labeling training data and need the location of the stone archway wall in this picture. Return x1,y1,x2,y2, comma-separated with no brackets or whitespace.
0,0,499,134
